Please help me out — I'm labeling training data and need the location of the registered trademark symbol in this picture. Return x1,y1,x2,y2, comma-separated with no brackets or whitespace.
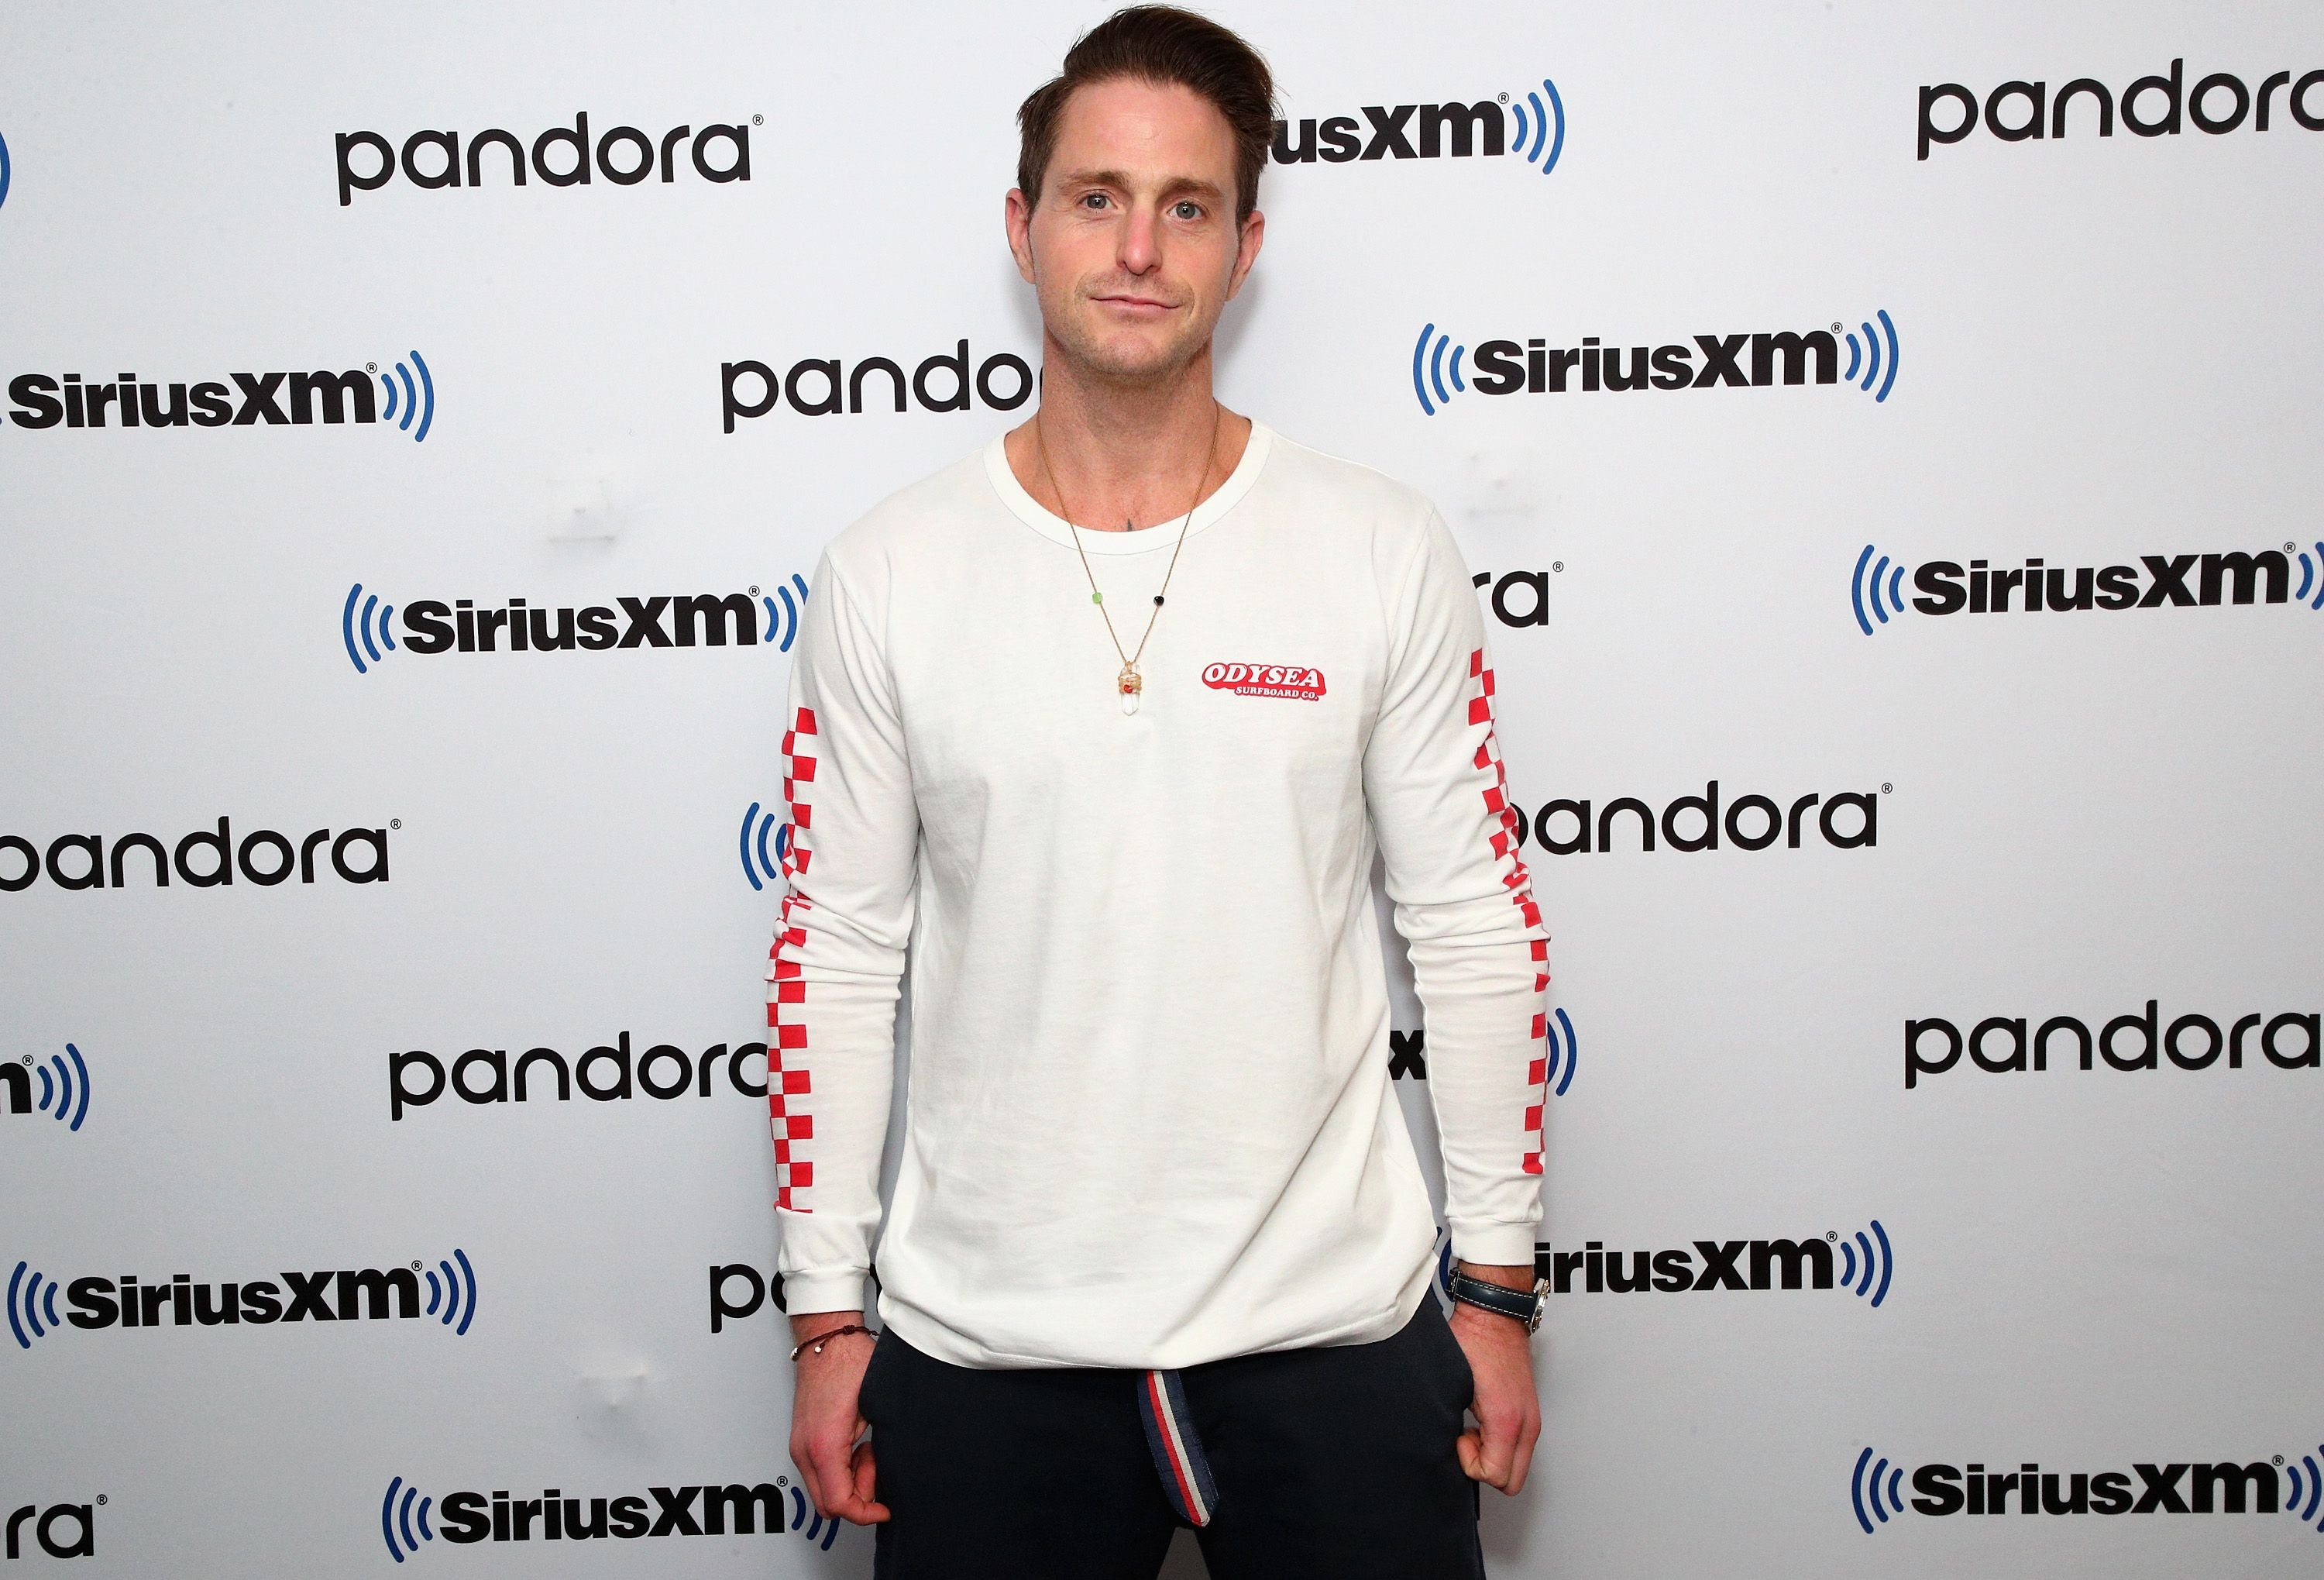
753,115,764,126
2275,1454,2286,1465
2286,542,2297,552
95,1496,107,1506
366,362,377,373
748,584,760,595
1498,92,1510,104
1880,783,1892,794
1825,1231,1838,1241
1830,322,1842,333
390,818,402,829
411,1260,423,1270
1551,561,1563,573
776,1475,788,1487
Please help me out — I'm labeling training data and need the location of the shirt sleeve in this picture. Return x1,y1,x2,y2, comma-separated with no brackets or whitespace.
1363,515,1551,1270
766,557,919,1316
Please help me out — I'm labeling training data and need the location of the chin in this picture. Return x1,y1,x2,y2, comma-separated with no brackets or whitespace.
1067,326,1202,385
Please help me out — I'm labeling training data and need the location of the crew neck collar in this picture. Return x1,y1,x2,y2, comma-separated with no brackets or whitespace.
985,420,1274,556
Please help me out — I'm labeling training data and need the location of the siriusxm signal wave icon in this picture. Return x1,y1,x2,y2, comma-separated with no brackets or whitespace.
762,573,810,652
787,1486,842,1551
738,803,792,891
344,581,397,673
1851,1446,1907,1534
1544,1006,1579,1097
1411,323,1466,418
1851,545,1908,635
5,1043,91,1131
427,1249,480,1335
383,1477,435,1563
1838,1220,1895,1307
6,1262,62,1350
376,350,435,442
2300,542,2324,611
1508,78,1566,176
0,129,12,212
2288,1444,2324,1533
1842,312,1900,404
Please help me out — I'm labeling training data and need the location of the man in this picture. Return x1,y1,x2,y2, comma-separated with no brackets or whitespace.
769,9,1550,1575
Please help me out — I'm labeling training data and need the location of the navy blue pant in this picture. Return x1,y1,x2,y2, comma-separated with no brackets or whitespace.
858,1296,1487,1579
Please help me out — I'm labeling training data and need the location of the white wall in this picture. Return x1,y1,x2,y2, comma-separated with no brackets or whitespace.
2,2,2319,1575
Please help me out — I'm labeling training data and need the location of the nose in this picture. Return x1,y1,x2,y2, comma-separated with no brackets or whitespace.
1118,201,1161,277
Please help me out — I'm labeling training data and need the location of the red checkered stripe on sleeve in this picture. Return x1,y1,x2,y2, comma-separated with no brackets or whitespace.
767,705,818,1212
1468,649,1553,1176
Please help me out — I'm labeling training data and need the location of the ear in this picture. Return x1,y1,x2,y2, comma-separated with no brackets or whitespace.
1224,207,1265,301
1005,188,1039,286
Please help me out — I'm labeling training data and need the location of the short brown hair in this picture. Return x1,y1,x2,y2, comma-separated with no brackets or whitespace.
1016,6,1276,223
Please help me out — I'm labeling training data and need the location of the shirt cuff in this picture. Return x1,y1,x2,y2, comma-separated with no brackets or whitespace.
1448,1220,1542,1272
779,1270,868,1317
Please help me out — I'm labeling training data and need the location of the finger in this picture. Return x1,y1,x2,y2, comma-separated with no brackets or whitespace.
810,1435,861,1519
1501,1420,1538,1496
1456,1428,1487,1483
848,1441,891,1523
1475,1414,1516,1489
789,1433,826,1514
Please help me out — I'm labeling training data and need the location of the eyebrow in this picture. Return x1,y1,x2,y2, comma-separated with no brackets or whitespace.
1054,167,1229,205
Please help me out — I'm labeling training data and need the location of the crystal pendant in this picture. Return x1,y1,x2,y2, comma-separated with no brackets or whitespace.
1119,663,1142,716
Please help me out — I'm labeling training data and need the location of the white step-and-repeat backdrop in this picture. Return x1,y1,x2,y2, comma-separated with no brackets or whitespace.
2,2,2319,1575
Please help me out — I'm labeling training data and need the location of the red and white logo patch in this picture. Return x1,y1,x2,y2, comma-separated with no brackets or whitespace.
1201,662,1327,701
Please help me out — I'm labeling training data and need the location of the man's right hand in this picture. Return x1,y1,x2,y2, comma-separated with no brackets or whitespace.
788,1314,889,1525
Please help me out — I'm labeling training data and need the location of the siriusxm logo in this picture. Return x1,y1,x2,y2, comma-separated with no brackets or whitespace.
1904,1000,2319,1089
1851,1443,2323,1530
341,577,806,673
1532,1221,1894,1304
721,342,1033,430
5,354,433,441
1271,78,1564,175
6,1253,477,1348
389,1032,770,1121
5,1501,95,1561
1920,58,2324,160
379,1474,840,1559
1413,313,1899,415
1391,1010,1577,1098
1851,542,2324,634
3,1045,91,1133
335,114,751,205
737,804,792,891
1516,783,1879,855
0,820,390,893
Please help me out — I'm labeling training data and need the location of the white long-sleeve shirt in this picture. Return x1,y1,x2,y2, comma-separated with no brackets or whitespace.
766,422,1549,1370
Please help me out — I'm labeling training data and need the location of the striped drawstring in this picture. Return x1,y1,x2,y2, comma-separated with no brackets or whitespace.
1136,1368,1220,1527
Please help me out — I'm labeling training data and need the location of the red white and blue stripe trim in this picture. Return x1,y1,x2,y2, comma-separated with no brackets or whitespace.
1137,1368,1219,1527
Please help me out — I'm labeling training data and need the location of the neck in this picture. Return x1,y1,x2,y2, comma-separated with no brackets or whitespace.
1009,339,1248,532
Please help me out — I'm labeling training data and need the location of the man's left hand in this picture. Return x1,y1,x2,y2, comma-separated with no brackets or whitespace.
1447,1262,1542,1494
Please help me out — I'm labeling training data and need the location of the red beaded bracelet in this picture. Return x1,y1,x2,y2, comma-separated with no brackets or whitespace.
789,1323,875,1361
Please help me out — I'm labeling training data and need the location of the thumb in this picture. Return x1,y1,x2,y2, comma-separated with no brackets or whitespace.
1457,1427,1508,1489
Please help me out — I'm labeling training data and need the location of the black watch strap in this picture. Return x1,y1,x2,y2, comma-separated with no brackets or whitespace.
1446,1271,1548,1332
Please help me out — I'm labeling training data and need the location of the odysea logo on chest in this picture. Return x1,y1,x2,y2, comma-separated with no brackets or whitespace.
1201,663,1326,701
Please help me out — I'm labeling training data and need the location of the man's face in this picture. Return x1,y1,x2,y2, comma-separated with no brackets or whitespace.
1008,77,1263,386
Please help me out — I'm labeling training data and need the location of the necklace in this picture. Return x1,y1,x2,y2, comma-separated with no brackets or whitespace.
1036,401,1221,716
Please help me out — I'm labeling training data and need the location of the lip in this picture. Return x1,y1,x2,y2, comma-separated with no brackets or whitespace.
1092,293,1177,313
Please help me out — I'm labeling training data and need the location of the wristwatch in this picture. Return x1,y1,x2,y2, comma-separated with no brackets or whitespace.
1446,1269,1551,1334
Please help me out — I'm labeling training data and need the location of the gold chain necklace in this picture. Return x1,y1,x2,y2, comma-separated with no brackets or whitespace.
1036,402,1221,716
